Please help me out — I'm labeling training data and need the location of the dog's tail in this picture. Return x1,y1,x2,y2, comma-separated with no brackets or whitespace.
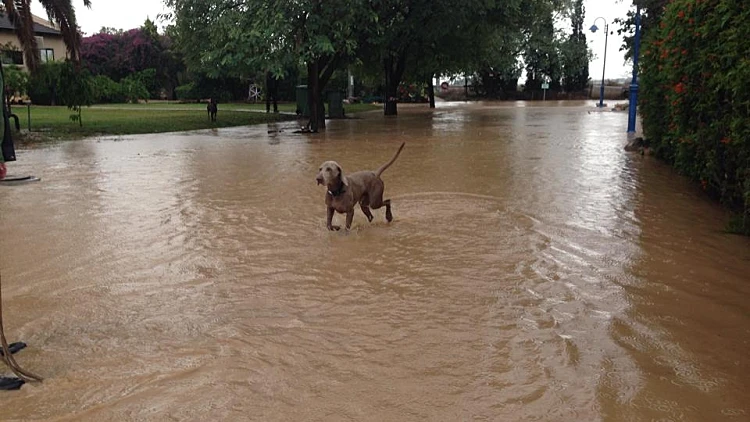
375,142,405,177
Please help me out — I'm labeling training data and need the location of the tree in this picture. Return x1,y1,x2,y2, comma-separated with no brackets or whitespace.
81,20,185,99
561,0,589,92
98,26,123,35
82,28,162,81
524,10,563,92
0,0,91,71
359,0,446,116
158,25,187,100
56,61,93,126
357,0,571,112
167,0,364,132
615,0,668,61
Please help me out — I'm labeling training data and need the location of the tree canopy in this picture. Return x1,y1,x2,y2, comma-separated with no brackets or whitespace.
166,0,579,125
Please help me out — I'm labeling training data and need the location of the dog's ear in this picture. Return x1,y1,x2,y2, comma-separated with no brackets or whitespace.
336,164,349,186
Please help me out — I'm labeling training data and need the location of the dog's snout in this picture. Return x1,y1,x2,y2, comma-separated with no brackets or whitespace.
316,175,324,185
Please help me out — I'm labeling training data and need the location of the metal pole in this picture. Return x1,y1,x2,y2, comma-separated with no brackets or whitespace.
27,104,30,132
599,23,608,108
627,5,642,133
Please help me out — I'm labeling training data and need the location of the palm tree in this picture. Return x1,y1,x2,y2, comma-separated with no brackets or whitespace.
1,0,91,71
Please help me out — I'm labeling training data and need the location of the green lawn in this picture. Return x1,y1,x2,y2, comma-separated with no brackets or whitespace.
92,101,381,114
11,102,380,142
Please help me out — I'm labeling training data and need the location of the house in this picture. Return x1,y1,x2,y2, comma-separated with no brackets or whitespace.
0,13,66,70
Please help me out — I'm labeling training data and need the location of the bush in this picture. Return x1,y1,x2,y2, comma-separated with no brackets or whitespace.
28,62,64,105
175,74,250,102
3,65,28,102
89,74,150,104
640,0,750,233
175,82,199,101
120,76,150,103
131,68,160,99
91,75,126,103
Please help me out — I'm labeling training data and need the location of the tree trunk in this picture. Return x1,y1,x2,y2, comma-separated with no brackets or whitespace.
307,61,324,132
304,52,347,132
384,57,398,116
427,74,435,108
383,52,408,116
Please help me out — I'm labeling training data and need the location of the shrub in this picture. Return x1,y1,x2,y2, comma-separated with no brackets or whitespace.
131,68,160,99
3,65,28,102
91,75,126,103
27,62,64,105
175,82,199,101
120,76,150,103
640,0,750,233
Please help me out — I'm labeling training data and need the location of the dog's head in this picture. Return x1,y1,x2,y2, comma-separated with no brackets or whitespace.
316,160,348,187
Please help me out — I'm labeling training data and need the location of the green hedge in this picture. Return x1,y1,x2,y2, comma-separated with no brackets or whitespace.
29,63,150,105
90,75,149,104
640,0,750,233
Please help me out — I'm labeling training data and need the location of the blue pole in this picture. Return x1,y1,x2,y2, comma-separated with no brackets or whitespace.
627,5,642,133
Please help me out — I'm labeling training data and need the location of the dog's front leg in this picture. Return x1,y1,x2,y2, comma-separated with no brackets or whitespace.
345,210,355,230
327,207,340,231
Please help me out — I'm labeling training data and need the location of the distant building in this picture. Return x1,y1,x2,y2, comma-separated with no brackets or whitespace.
0,14,66,70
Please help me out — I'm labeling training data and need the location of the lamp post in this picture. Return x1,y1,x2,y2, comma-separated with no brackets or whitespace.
590,17,609,108
627,4,642,134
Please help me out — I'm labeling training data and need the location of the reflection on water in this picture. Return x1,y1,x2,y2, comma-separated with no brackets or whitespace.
0,102,748,421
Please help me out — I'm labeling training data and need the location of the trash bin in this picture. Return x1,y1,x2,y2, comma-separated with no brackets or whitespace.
327,90,344,118
295,85,309,117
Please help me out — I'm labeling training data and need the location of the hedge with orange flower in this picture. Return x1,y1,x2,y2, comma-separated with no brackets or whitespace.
640,0,750,232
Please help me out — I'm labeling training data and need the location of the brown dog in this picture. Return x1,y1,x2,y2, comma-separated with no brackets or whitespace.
316,142,405,231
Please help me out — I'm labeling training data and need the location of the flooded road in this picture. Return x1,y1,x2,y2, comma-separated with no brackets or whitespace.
1,102,748,421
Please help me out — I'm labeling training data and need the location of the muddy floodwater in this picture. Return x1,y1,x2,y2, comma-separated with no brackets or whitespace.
1,102,749,421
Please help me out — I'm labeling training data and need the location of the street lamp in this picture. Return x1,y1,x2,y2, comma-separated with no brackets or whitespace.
590,17,609,108
627,5,642,134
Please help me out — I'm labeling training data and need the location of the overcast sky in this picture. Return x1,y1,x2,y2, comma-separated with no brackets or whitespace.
32,0,635,81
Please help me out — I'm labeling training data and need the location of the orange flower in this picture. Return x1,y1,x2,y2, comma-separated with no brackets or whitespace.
674,83,686,94
678,11,685,18
682,49,688,55
720,138,730,144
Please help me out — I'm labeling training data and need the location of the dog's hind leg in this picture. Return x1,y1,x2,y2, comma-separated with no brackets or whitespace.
360,204,374,222
367,179,394,222
384,200,393,222
359,194,374,222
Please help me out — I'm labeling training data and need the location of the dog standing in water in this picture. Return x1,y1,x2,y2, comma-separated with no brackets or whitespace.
207,98,218,122
316,142,405,231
